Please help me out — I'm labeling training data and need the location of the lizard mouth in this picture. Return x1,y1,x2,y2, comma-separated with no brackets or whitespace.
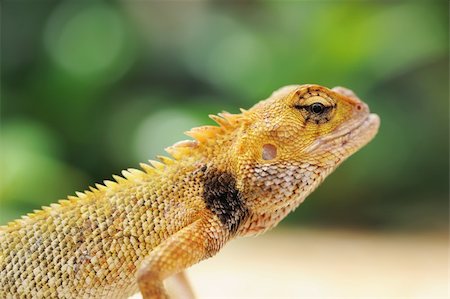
305,113,380,153
322,113,379,142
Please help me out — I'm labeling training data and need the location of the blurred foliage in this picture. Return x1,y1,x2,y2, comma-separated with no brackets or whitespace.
1,1,448,230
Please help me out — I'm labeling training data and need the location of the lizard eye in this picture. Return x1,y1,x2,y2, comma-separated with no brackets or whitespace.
294,98,334,125
310,103,325,114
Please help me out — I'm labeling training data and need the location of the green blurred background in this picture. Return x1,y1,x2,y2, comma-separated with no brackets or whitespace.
1,1,448,231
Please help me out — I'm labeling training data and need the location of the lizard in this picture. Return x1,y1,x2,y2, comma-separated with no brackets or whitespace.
0,84,380,299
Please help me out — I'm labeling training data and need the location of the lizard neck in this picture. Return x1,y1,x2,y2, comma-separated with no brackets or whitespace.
237,161,333,236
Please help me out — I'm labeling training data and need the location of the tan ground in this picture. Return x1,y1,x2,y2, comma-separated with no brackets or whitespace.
132,228,449,299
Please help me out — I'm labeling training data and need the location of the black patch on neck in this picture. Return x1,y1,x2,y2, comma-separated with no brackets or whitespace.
202,168,249,234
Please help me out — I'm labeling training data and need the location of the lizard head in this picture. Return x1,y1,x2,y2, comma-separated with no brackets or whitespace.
235,84,379,168
230,84,379,227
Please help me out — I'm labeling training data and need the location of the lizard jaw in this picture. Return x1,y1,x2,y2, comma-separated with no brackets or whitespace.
305,113,380,154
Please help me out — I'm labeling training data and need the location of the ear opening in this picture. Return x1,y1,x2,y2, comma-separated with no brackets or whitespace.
262,144,277,160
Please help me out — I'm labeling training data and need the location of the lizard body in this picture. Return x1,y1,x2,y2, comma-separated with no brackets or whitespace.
0,84,380,298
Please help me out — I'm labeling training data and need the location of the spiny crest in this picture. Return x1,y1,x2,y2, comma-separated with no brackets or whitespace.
165,110,247,159
0,167,150,231
106,168,148,185
0,110,249,232
165,140,198,160
157,155,174,165
185,125,222,143
1,196,71,231
184,110,247,143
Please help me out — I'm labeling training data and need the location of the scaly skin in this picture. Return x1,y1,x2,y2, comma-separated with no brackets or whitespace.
0,84,379,299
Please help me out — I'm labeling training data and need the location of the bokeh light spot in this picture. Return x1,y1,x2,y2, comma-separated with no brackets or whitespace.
44,3,130,80
207,31,272,95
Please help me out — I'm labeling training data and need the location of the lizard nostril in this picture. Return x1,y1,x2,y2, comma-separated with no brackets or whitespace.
356,104,362,111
